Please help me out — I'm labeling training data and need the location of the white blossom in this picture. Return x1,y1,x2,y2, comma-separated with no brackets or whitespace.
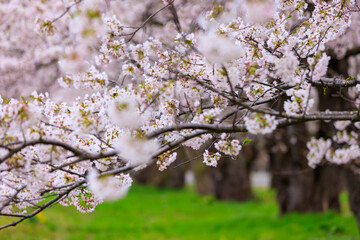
215,135,242,156
197,31,244,64
114,133,160,167
107,95,142,129
274,52,299,84
203,150,221,167
87,169,132,201
307,138,332,168
243,0,277,24
312,54,330,81
157,151,177,171
325,146,360,165
334,121,351,131
245,114,278,135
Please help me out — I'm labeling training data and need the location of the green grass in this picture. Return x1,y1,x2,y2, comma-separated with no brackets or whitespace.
0,186,359,240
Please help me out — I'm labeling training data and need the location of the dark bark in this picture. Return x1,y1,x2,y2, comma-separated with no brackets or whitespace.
327,39,360,231
269,126,343,214
133,147,187,189
193,149,216,195
192,140,255,201
346,164,360,231
269,71,348,214
310,165,343,212
209,143,255,201
211,155,254,201
270,127,313,214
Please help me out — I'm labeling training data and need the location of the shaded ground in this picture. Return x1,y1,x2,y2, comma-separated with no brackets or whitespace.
1,185,359,240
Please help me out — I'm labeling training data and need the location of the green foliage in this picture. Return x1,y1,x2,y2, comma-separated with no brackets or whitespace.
1,186,358,240
242,137,252,146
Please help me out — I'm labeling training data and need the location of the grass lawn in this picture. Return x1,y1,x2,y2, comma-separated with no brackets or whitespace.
0,185,359,240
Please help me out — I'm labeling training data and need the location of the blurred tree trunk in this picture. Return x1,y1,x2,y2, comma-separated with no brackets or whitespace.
270,126,313,214
269,126,343,214
269,74,348,214
210,144,255,201
346,163,360,231
193,142,255,201
328,50,360,230
314,87,347,212
133,147,187,189
192,147,216,195
310,165,342,211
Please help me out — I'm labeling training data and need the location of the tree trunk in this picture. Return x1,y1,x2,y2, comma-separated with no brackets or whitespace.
269,126,343,214
211,155,254,201
270,127,313,213
193,150,216,195
345,164,360,231
269,79,347,214
192,140,255,201
209,143,255,201
310,165,342,212
133,147,187,189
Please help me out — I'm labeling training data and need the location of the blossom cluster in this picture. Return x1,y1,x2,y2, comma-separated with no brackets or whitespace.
203,150,221,167
215,134,242,156
245,114,278,135
307,138,332,168
157,151,177,171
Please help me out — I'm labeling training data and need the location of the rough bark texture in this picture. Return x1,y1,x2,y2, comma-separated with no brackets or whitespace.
268,77,348,214
346,164,360,231
270,126,312,213
310,165,343,211
269,126,343,214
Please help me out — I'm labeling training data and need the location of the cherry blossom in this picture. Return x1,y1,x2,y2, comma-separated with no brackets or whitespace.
203,150,221,167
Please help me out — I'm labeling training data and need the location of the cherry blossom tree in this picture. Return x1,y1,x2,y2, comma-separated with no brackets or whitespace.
1,0,360,230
